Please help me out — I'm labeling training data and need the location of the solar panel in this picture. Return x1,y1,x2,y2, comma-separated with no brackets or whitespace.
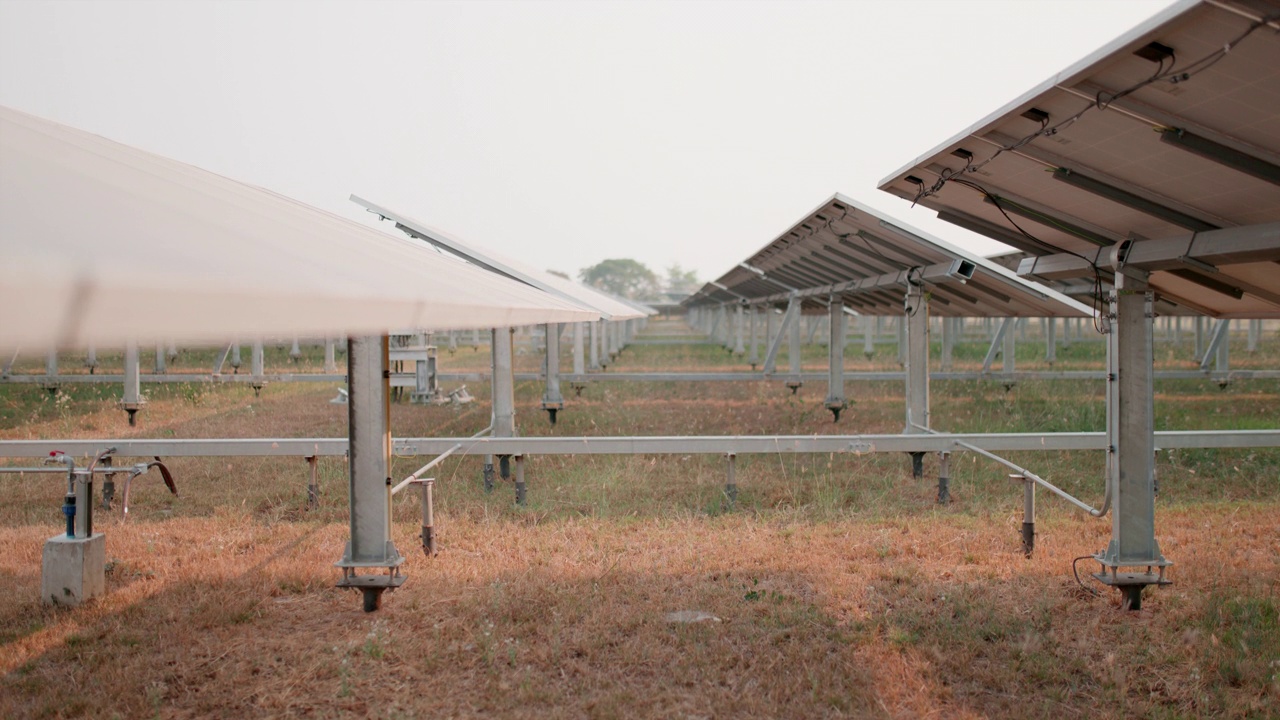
685,193,1091,318
351,196,647,321
878,0,1280,318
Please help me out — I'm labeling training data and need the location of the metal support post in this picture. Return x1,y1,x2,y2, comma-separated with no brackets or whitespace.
896,317,906,366
824,297,846,421
493,327,517,438
85,344,97,374
43,348,58,393
336,335,404,612
1194,316,1206,357
904,282,929,478
1045,317,1057,366
787,298,803,393
542,323,564,425
763,299,797,376
122,340,142,426
154,341,166,374
1247,319,1260,352
251,339,265,396
491,327,517,490
514,455,526,506
734,305,745,355
1094,273,1170,610
306,455,320,509
324,337,337,373
419,479,436,556
765,305,775,353
981,318,1013,373
937,451,951,504
1003,317,1016,374
289,337,302,362
230,341,242,371
1216,320,1231,378
863,315,874,359
572,321,586,395
573,322,585,375
1020,474,1035,558
589,321,601,370
483,455,495,493
74,466,93,539
940,316,953,371
1198,318,1230,372
725,453,737,506
748,307,759,369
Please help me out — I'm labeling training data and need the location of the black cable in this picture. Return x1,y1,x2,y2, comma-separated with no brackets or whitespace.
946,176,1110,333
1072,555,1102,597
912,12,1279,208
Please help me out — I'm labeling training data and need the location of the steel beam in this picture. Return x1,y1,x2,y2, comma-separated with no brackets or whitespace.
982,318,1013,372
762,299,797,375
1199,319,1231,372
5,429,1278,459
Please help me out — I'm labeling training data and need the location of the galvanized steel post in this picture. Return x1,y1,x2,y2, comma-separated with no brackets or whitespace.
904,282,929,478
122,339,142,426
1095,273,1169,609
542,323,564,425
824,297,846,421
337,335,404,612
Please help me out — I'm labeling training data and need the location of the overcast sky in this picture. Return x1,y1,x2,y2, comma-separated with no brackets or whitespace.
1,0,1174,285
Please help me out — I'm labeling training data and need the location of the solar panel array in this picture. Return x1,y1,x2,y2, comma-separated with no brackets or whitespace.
685,193,1090,317
879,0,1280,318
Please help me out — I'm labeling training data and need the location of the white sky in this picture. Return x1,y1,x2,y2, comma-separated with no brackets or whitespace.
0,0,1174,285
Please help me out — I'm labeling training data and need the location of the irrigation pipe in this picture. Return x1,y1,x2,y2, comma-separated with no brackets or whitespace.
911,423,1110,517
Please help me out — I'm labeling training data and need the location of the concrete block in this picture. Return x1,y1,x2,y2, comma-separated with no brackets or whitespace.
41,533,106,606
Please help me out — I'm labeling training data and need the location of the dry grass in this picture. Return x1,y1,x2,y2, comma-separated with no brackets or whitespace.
1,319,1278,719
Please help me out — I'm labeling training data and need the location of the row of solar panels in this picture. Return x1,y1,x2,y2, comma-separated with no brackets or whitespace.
688,0,1280,320
0,105,652,352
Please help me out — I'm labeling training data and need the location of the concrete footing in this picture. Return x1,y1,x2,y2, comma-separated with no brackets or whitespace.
41,533,105,606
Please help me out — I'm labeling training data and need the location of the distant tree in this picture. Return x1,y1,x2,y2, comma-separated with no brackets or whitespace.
578,258,661,300
546,269,570,280
664,263,700,296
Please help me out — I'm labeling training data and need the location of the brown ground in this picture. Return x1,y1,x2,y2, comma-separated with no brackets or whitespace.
1,319,1277,718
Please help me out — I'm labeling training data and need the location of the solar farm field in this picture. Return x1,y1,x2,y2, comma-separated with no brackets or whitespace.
2,318,1278,719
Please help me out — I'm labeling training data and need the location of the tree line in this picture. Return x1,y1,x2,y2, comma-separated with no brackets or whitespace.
549,260,700,301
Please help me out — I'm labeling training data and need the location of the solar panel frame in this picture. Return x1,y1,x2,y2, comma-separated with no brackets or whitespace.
685,193,1092,318
878,0,1280,318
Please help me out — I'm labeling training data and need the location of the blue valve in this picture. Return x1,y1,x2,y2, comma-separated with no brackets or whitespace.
62,493,76,538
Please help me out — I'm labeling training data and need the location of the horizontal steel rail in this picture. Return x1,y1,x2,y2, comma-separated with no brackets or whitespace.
6,370,1280,385
2,430,1277,460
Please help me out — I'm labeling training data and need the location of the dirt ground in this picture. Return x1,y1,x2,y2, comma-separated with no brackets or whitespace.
1,319,1277,718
